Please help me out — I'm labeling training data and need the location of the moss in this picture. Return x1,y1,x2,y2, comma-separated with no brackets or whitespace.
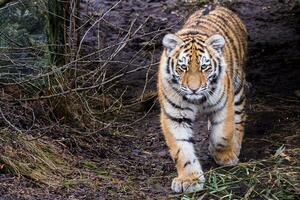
82,160,98,170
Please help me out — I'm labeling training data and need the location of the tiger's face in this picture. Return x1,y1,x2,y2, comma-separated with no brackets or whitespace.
162,33,225,102
173,48,214,101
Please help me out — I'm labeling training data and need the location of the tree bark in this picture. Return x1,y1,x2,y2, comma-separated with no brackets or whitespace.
47,0,80,66
0,0,12,8
47,0,66,66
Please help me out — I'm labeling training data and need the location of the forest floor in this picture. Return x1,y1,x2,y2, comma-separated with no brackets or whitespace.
1,0,300,199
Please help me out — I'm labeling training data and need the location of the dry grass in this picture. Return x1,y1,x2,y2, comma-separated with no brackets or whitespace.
0,128,115,191
0,128,73,187
171,146,300,200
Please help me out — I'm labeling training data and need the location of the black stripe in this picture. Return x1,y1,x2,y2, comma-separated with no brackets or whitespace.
210,58,222,84
214,96,228,112
218,8,247,37
171,86,182,96
194,39,205,45
235,109,244,115
197,95,207,104
174,149,181,164
234,95,245,106
195,38,205,44
181,30,209,37
184,30,203,35
170,59,175,71
210,86,226,107
208,60,217,79
209,73,217,83
217,58,223,75
176,137,196,144
184,161,191,168
195,46,205,53
171,75,179,84
163,92,193,112
207,76,229,113
210,86,216,93
163,108,193,126
182,96,188,101
215,90,228,108
207,89,228,115
209,13,243,59
166,58,171,74
234,82,243,95
235,120,246,124
204,14,241,65
234,76,244,95
183,48,190,53
182,42,189,48
211,118,224,126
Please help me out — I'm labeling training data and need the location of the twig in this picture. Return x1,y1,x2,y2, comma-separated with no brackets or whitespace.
0,106,22,134
75,0,121,62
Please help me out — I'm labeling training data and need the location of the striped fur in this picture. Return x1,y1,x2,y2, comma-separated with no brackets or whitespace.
157,5,247,193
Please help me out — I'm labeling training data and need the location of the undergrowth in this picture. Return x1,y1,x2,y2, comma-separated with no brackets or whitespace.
172,146,300,200
0,129,72,187
1,127,299,200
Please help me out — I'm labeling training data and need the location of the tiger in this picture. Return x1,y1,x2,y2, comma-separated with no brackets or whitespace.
157,5,247,193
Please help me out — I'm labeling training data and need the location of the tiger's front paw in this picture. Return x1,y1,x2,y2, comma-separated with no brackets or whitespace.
209,145,239,166
171,173,205,193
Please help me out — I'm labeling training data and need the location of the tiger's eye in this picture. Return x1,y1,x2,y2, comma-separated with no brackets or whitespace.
181,64,187,70
201,64,208,70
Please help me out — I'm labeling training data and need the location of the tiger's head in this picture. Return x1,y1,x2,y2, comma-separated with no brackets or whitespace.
162,33,225,102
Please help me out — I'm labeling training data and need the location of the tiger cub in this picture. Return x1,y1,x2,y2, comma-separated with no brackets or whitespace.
157,5,247,193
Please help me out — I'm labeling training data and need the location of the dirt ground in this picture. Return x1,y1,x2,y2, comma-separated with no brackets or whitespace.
1,0,300,199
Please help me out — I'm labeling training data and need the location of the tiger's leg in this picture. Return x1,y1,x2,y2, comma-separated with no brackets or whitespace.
208,90,240,166
233,87,246,157
160,111,205,193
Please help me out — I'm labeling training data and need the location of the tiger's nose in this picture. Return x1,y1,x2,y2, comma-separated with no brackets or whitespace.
189,84,207,93
187,82,201,92
188,84,201,93
189,88,198,94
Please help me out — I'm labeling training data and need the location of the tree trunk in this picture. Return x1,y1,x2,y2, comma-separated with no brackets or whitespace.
0,0,12,8
47,0,80,66
47,0,66,66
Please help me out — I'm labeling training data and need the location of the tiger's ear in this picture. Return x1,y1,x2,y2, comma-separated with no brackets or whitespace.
162,34,183,57
205,34,225,53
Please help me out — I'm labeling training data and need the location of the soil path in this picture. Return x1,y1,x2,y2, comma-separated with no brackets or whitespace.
1,0,299,199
